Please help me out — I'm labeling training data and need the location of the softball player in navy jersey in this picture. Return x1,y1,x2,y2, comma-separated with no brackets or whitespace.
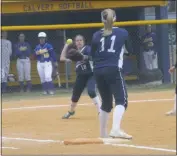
60,35,101,119
90,9,132,139
166,62,177,116
34,32,58,95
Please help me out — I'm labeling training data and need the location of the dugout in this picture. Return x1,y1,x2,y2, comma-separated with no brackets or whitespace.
2,0,170,87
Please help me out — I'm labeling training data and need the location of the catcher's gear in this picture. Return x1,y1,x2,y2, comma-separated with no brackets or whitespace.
66,48,85,62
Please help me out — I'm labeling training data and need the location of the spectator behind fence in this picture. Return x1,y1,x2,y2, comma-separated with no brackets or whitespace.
14,33,32,92
1,31,12,93
141,25,158,70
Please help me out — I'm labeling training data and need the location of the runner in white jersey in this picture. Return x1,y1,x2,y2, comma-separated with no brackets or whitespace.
1,31,12,93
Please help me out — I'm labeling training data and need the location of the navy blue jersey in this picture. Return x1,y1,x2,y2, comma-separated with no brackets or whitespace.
91,27,128,69
75,45,93,74
141,32,156,51
14,42,31,59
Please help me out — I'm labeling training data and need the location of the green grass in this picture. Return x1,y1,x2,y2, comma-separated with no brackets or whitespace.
2,84,175,103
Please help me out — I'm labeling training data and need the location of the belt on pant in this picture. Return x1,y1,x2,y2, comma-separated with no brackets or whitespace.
144,49,154,52
38,61,51,63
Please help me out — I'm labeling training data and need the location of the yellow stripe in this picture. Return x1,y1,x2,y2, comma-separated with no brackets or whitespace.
2,19,176,31
2,0,167,14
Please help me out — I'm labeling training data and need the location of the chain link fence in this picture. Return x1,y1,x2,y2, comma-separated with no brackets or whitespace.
1,23,176,92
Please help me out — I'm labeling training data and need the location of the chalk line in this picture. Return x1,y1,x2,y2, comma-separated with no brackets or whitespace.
2,136,63,144
2,146,19,150
2,103,90,111
105,143,176,153
2,98,173,111
2,136,176,153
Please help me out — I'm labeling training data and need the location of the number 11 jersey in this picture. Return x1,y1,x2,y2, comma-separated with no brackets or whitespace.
91,27,128,69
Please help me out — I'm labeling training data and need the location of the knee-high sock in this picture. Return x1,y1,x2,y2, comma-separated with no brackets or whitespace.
99,109,109,138
70,102,77,112
2,82,7,92
112,105,125,131
42,82,47,91
26,81,32,90
47,81,54,91
92,96,101,113
19,81,24,90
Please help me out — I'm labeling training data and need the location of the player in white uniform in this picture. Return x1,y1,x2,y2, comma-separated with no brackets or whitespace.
1,31,12,93
34,32,58,95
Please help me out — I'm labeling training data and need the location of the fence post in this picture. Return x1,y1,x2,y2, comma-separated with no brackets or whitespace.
169,24,176,83
63,30,69,89
169,24,173,83
155,6,171,83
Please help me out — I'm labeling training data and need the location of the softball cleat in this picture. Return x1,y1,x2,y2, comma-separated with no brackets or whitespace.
62,111,75,119
166,110,176,116
109,129,132,140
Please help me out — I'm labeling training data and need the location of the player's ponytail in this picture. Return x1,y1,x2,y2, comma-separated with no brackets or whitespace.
101,9,116,36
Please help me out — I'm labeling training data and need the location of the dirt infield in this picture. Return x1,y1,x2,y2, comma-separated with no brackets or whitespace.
2,90,176,155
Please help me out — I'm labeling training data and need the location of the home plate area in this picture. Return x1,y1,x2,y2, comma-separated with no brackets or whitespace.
2,90,176,155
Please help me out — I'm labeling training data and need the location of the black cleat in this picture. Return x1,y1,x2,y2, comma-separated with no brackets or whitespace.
62,111,75,119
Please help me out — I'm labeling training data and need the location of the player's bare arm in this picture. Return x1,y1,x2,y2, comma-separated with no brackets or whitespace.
60,43,70,61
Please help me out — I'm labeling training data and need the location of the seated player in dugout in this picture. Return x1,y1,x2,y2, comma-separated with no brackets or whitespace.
60,35,101,119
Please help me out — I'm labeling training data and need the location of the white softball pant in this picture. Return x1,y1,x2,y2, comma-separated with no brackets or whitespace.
143,50,158,70
16,58,31,82
1,64,10,83
37,61,53,83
